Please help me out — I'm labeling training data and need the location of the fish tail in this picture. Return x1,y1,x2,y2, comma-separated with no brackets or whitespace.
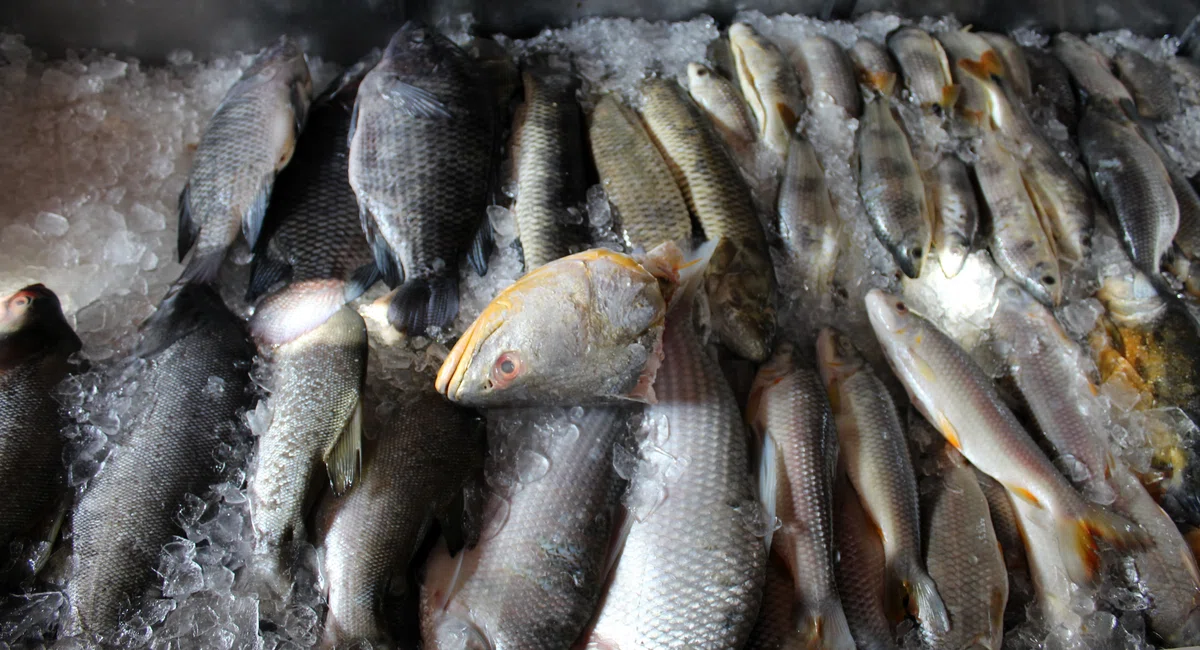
892,558,950,635
939,84,961,111
135,282,234,358
387,275,460,336
866,70,897,96
1058,505,1149,584
178,250,225,285
797,597,855,650
249,279,348,347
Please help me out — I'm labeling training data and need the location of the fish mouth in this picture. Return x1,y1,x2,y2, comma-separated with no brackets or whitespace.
435,296,508,402
864,288,906,334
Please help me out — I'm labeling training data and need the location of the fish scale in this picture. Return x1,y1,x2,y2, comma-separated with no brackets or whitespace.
833,477,899,650
794,35,862,117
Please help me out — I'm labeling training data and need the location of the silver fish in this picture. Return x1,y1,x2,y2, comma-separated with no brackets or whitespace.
686,62,757,154
746,553,806,650
794,35,862,117
936,29,997,127
1114,48,1180,122
1053,33,1135,115
887,27,957,111
833,474,900,650
928,154,979,278
729,22,804,158
848,39,899,97
980,32,1033,100
178,36,312,284
777,132,840,295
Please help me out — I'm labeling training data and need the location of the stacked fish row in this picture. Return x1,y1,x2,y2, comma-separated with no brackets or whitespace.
3,14,1200,650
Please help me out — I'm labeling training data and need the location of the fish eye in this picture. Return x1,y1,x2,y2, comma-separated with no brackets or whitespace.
12,295,30,308
1042,275,1057,286
911,246,923,259
490,351,522,388
696,67,708,76
895,301,908,313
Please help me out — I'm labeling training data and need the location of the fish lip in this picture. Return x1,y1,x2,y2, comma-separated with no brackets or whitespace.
864,288,899,333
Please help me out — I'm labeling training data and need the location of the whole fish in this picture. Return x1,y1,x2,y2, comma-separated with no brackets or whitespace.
588,94,692,251
686,62,757,155
728,22,804,157
794,35,862,117
980,32,1032,100
1114,48,1180,121
422,406,625,649
177,36,312,284
348,23,495,336
928,154,979,278
920,450,1007,650
887,27,957,111
64,284,253,638
748,343,853,649
1052,33,1135,116
1128,123,1200,288
319,393,482,647
848,39,898,96
858,95,932,279
640,79,776,361
585,271,766,648
248,305,366,585
972,129,1061,306
435,247,672,407
1023,46,1079,129
777,133,840,294
746,554,805,650
1079,105,1179,280
0,285,79,580
833,475,900,650
865,288,1149,585
936,29,997,127
510,55,587,271
248,58,381,347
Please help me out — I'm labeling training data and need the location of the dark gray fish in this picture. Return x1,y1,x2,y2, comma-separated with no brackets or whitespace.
746,554,805,650
833,474,899,650
1023,46,1079,129
63,284,253,639
319,393,482,647
348,23,495,336
777,132,840,295
509,55,587,271
178,37,313,284
248,58,381,347
0,285,80,582
1114,48,1179,122
795,35,862,117
1052,34,1135,116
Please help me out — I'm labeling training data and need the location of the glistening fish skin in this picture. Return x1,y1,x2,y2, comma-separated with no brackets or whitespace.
1114,48,1180,121
929,154,979,278
748,343,853,649
178,37,312,284
816,328,948,636
64,284,253,638
833,476,899,650
0,285,80,578
1052,33,1135,114
588,95,692,251
746,554,806,650
794,35,862,117
422,406,625,650
777,133,840,295
865,289,1149,586
248,306,366,585
686,63,757,155
348,23,494,336
585,286,766,648
728,22,804,158
886,27,956,111
248,58,380,347
319,393,482,647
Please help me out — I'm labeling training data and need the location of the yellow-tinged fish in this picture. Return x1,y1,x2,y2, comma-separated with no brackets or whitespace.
936,29,996,127
728,22,804,158
686,62,757,155
886,27,958,111
979,32,1032,100
848,39,899,98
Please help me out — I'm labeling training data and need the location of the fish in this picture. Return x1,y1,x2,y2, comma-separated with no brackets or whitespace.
1023,45,1079,129
247,57,381,347
248,305,366,586
928,154,979,278
728,21,804,158
0,285,80,582
1114,48,1180,122
686,62,757,155
348,23,495,336
832,474,900,650
177,36,312,284
973,469,1029,574
1127,122,1200,291
435,247,672,407
920,449,1008,650
422,406,626,649
794,35,862,117
979,32,1033,100
1052,33,1136,116
587,94,693,251
509,55,588,271
63,283,254,638
776,132,840,295
747,343,854,649
640,78,776,361
816,328,949,635
865,288,1150,585
857,94,932,279
886,27,957,111
1078,104,1179,281
746,553,805,650
319,392,482,647
971,129,1061,306
848,39,898,98
936,29,998,127
584,260,766,648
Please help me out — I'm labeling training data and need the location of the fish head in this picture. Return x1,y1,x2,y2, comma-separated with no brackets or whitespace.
1097,272,1166,328
243,36,311,92
864,288,915,340
728,22,792,132
706,238,775,362
0,284,80,366
746,341,795,427
686,62,718,91
436,250,666,407
380,22,463,76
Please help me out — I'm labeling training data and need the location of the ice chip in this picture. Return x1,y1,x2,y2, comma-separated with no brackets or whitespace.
34,211,70,237
516,449,551,484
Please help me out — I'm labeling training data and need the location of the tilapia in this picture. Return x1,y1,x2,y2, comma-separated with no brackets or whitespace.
1114,48,1180,121
248,305,366,584
816,328,948,635
980,32,1032,100
794,35,862,117
920,450,1007,650
929,154,979,278
777,133,840,295
865,289,1149,585
833,475,899,650
422,406,625,649
1079,104,1179,280
0,285,80,581
887,27,957,111
1052,33,1135,116
64,284,254,638
588,95,692,251
729,22,804,157
848,39,898,96
686,62,757,155
178,36,312,284
348,23,495,336
640,79,776,361
510,55,587,271
747,343,853,649
1023,45,1079,129
319,393,482,647
248,58,380,346
858,95,932,279
746,554,805,650
584,270,766,648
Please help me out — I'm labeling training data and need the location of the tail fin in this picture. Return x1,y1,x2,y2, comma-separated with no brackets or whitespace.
177,250,225,285
136,283,234,358
798,597,855,650
1057,504,1150,584
387,275,460,336
891,559,950,636
939,84,961,112
638,239,716,313
249,279,348,347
